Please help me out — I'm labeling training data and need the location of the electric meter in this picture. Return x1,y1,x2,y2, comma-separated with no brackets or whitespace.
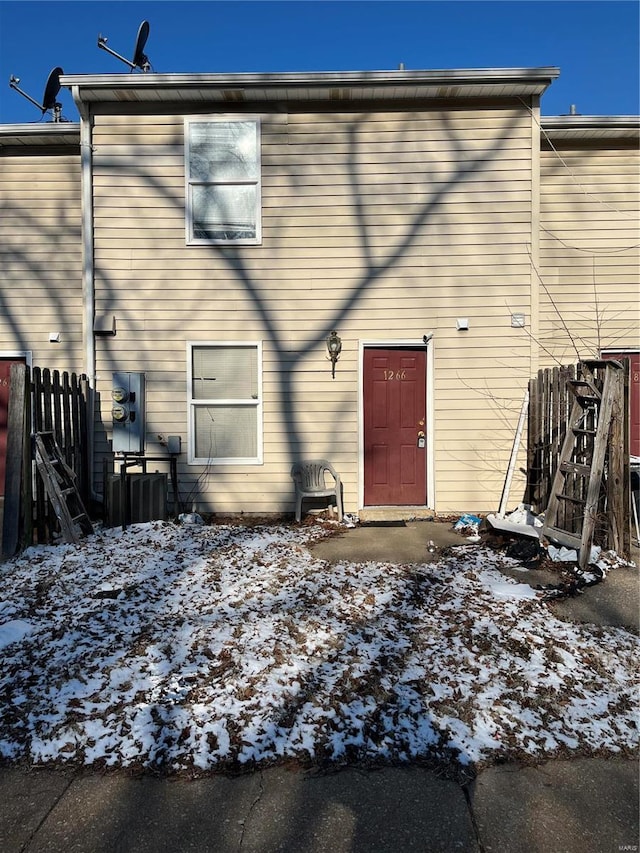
111,372,145,453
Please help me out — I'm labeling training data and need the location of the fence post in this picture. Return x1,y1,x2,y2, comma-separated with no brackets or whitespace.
607,361,630,558
2,363,29,559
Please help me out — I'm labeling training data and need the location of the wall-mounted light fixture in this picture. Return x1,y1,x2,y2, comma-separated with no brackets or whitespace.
326,330,342,379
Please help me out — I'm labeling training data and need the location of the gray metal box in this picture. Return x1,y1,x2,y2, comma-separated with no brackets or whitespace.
112,372,145,454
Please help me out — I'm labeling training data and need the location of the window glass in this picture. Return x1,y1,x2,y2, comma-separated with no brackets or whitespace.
186,118,261,245
189,122,258,182
192,185,257,241
194,405,257,459
192,346,258,400
189,344,261,463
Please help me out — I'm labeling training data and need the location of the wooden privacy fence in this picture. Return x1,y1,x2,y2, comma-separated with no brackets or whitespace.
526,360,630,555
2,364,90,557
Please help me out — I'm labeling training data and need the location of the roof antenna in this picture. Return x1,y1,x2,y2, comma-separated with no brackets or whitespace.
98,20,151,72
8,67,64,122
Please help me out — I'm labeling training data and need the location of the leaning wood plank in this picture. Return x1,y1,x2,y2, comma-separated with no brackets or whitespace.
579,365,620,568
620,363,631,558
605,368,626,556
34,432,93,543
543,396,584,534
2,364,27,560
34,434,79,544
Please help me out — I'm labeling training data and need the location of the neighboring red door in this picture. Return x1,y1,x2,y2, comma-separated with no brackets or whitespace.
363,347,427,506
0,357,26,497
603,352,640,458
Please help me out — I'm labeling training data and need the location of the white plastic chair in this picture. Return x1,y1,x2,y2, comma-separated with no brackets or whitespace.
290,459,343,523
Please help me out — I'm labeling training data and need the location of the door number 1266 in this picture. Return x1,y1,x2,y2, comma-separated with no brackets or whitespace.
383,370,407,380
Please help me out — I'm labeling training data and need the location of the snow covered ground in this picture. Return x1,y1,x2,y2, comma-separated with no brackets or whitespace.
0,520,637,773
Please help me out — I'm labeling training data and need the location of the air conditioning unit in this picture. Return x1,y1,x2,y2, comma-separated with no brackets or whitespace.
107,473,167,527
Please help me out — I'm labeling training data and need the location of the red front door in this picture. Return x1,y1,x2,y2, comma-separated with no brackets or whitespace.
0,358,26,497
364,347,427,506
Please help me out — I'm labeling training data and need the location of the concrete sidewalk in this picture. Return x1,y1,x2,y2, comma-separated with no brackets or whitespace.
2,758,638,853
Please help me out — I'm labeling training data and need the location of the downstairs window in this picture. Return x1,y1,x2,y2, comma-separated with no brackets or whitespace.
187,343,262,464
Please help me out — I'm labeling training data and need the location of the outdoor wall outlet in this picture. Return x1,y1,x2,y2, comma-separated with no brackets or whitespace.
48,332,60,343
456,318,469,331
167,435,182,455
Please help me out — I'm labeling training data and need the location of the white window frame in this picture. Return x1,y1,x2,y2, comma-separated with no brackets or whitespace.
187,341,263,465
185,116,262,246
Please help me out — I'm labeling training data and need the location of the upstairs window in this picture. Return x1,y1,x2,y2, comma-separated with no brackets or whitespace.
185,118,261,245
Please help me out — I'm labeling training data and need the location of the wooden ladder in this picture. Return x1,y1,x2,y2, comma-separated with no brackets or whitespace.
34,431,93,544
542,360,624,569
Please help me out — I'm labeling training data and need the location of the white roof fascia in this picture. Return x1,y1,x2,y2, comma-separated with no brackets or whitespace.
542,115,640,141
61,67,561,87
542,116,640,129
60,66,560,101
0,123,80,147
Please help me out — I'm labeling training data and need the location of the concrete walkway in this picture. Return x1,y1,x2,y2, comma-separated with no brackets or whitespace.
2,758,638,853
1,519,638,852
312,520,640,633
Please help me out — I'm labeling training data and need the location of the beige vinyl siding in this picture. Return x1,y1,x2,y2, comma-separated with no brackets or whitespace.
0,151,83,371
539,144,640,365
92,104,535,513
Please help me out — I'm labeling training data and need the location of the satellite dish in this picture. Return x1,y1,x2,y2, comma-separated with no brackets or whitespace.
132,21,150,70
42,67,63,112
8,67,64,121
97,20,152,72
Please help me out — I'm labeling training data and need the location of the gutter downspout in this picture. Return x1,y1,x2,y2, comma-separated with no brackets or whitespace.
72,86,100,502
530,93,541,378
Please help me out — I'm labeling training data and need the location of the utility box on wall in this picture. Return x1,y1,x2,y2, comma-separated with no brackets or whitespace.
111,372,145,454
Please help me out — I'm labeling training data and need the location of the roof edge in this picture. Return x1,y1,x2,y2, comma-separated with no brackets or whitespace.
60,66,560,92
0,122,80,136
542,115,640,129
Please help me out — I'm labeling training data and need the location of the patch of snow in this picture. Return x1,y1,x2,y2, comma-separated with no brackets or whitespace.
0,521,637,772
0,619,34,649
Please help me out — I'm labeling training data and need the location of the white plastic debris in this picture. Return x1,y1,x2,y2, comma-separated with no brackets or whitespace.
548,544,602,564
178,512,204,525
548,545,578,562
486,504,542,540
506,504,543,527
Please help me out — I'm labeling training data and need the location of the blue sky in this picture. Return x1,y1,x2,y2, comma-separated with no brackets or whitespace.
0,1,638,123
